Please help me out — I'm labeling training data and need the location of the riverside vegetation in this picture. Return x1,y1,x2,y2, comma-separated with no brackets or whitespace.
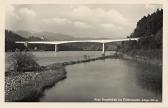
5,52,67,102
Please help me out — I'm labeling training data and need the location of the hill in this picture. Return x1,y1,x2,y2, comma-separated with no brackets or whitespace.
5,29,117,51
5,30,27,51
14,30,77,41
120,9,163,61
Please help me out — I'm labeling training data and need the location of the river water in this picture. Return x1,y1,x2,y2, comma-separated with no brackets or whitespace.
5,51,109,71
36,51,162,102
5,51,162,102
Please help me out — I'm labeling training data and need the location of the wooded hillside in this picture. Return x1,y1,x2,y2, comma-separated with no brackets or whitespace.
120,9,163,60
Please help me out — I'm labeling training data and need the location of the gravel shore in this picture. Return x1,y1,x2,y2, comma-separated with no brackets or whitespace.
5,63,66,102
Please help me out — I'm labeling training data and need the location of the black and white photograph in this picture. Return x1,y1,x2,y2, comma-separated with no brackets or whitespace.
4,2,164,103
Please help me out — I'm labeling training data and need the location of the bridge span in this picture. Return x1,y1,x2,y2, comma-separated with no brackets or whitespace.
15,38,139,54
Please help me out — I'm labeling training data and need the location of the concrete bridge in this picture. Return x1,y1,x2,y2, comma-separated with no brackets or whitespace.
15,38,139,54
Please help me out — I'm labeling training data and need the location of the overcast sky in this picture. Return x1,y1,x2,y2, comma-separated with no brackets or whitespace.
6,4,162,39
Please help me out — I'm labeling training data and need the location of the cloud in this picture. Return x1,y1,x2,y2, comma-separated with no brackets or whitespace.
7,4,157,38
6,7,38,31
69,6,129,26
6,6,36,22
101,23,115,29
40,6,129,32
42,17,72,24
18,8,36,20
42,17,90,29
101,23,123,32
74,21,90,29
41,17,90,29
72,6,92,18
106,10,128,25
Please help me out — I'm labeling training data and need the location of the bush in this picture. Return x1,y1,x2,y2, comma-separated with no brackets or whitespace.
8,52,40,72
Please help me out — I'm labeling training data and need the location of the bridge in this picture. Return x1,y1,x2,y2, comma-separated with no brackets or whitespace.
15,38,139,54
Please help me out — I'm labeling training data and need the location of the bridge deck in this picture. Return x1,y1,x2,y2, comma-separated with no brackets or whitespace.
15,38,139,53
15,38,139,45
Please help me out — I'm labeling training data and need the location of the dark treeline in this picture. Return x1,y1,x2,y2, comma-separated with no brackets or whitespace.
130,9,163,38
5,30,27,51
120,9,163,60
5,30,53,51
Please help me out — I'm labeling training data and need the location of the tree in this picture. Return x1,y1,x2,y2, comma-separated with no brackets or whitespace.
8,52,40,72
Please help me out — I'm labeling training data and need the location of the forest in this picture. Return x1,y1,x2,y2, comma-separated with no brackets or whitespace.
119,9,163,60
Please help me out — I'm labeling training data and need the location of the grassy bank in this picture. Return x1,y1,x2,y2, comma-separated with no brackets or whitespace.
62,54,118,66
5,63,66,102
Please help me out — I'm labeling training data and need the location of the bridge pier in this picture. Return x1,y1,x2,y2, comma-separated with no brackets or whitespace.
55,44,58,52
102,43,105,55
24,41,28,47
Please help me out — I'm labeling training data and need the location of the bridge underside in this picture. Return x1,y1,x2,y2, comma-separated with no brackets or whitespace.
24,43,105,54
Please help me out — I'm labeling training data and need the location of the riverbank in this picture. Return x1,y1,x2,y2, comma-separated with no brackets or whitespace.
5,63,66,102
62,54,117,66
118,51,162,67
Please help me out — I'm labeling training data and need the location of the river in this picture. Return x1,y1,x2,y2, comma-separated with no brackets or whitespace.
5,51,162,102
37,52,162,102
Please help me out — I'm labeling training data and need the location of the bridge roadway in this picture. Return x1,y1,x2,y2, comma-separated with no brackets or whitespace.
15,38,139,54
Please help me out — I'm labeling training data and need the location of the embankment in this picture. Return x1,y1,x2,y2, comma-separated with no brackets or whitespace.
62,54,117,66
118,52,162,66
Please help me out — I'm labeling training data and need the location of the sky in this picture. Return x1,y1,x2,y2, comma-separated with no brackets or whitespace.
6,4,162,39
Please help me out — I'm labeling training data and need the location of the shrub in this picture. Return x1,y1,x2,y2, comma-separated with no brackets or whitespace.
8,52,40,72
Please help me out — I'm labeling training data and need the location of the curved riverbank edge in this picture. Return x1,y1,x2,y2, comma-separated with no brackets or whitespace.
62,55,117,66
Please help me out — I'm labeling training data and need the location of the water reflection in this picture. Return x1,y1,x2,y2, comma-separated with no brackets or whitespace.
40,59,162,102
134,63,162,98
